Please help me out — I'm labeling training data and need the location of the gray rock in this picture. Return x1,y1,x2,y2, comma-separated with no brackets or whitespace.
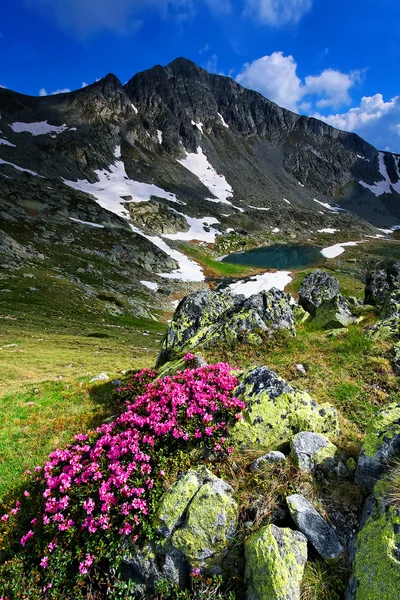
355,403,400,491
286,494,344,560
364,270,390,306
89,372,109,382
249,451,286,472
295,363,307,375
312,294,356,329
299,271,340,316
157,288,296,367
245,524,307,600
290,432,337,473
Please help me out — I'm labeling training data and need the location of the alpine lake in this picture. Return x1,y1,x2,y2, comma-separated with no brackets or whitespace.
221,243,325,270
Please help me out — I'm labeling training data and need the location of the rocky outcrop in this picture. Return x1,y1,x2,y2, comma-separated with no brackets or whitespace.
299,271,341,316
126,200,190,235
287,494,344,560
249,452,286,472
244,524,307,600
355,403,400,491
157,288,296,367
123,467,237,594
229,366,339,450
290,432,338,474
299,271,355,329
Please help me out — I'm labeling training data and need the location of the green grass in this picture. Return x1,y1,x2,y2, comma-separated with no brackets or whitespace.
205,319,399,450
180,243,262,278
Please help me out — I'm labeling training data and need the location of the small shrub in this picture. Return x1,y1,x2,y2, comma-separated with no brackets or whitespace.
301,560,346,600
0,362,244,599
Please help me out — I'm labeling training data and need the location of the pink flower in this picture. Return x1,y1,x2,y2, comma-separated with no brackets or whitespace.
1,514,8,522
23,490,30,497
20,530,34,546
183,353,196,361
191,568,201,577
119,522,132,536
78,553,94,575
40,556,49,568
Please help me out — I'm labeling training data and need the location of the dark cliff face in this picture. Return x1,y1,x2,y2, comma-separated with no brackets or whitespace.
0,57,400,230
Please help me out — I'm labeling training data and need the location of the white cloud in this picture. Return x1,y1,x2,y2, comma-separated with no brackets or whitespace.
244,0,312,26
236,52,302,112
236,51,359,113
81,81,88,88
312,94,400,151
39,87,71,96
305,69,362,109
0,84,7,89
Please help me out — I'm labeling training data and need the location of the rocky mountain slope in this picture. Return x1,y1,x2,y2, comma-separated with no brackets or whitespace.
1,57,400,315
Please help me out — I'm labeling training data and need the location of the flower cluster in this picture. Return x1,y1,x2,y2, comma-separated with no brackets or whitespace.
0,363,243,597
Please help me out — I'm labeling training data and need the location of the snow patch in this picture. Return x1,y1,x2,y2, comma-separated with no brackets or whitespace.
191,120,204,134
283,198,291,205
314,199,345,212
131,104,138,114
217,113,229,128
0,158,41,176
227,271,292,297
0,138,15,147
63,157,181,219
130,225,205,282
298,181,305,187
359,151,400,196
163,214,220,243
10,121,76,136
321,241,361,259
69,218,105,229
318,228,339,234
357,154,370,162
248,205,271,211
271,227,280,233
178,147,235,209
140,281,159,292
157,130,163,144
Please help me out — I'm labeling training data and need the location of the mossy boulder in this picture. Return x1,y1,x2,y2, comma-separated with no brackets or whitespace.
290,432,338,473
229,366,339,451
157,467,237,572
312,294,356,329
346,477,400,600
157,288,296,366
355,403,400,491
124,467,238,592
244,524,307,600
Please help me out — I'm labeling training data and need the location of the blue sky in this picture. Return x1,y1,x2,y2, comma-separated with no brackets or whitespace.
1,0,400,151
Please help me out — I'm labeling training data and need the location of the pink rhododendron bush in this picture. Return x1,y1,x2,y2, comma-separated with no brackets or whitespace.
0,361,244,600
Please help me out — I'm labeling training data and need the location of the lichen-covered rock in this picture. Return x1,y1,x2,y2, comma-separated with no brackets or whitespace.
355,403,400,491
312,294,356,329
290,432,338,473
299,271,340,316
393,343,400,375
157,288,296,366
292,304,311,325
229,366,339,451
364,270,391,307
245,524,307,600
124,467,237,592
171,475,237,571
346,477,400,600
286,494,344,560
249,451,286,472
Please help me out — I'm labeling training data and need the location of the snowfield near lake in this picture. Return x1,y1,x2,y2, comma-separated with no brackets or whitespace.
227,271,292,297
163,214,220,243
359,151,400,196
10,121,76,136
321,241,361,259
318,228,339,234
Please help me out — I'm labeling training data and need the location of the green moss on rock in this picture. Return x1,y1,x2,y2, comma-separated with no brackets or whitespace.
244,524,307,600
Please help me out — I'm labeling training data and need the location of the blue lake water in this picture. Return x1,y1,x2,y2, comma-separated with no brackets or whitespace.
221,244,324,270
